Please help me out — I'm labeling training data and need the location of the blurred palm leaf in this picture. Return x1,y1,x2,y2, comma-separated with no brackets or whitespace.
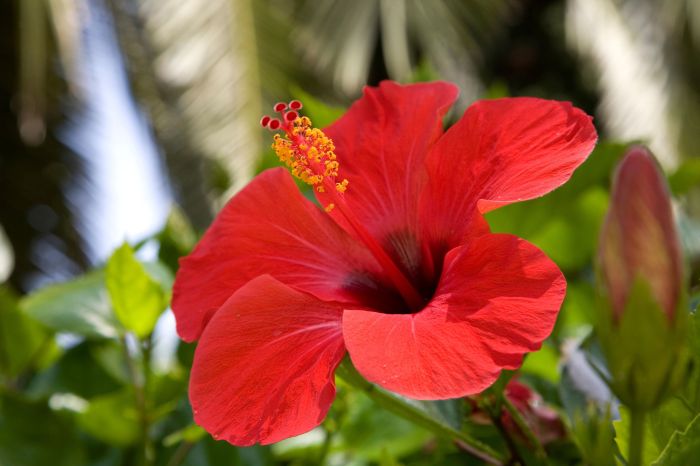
1,0,90,291
108,0,268,227
293,0,514,106
566,0,700,168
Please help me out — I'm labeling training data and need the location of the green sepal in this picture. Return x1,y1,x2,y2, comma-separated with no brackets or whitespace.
596,277,690,410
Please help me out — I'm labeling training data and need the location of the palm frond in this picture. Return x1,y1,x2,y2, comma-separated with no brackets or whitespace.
566,0,700,168
108,0,265,224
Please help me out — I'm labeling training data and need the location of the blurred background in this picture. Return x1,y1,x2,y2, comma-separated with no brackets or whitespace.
3,0,699,292
1,0,700,465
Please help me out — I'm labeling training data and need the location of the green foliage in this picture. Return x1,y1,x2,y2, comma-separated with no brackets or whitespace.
290,86,345,128
106,243,169,338
0,393,85,466
21,271,120,339
27,342,123,399
0,286,55,378
597,278,690,410
614,407,662,465
335,389,432,460
571,405,616,466
521,344,560,383
77,390,140,446
669,158,700,195
652,413,700,466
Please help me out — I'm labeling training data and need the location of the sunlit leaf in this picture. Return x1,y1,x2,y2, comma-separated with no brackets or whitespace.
521,344,560,383
106,243,168,338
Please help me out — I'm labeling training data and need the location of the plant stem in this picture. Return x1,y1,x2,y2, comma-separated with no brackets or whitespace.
488,407,525,466
628,409,646,466
335,358,505,465
166,441,195,466
121,334,154,466
502,396,546,460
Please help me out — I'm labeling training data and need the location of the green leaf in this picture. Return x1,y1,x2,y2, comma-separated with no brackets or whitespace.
21,271,120,339
0,286,55,377
0,393,85,466
76,390,140,446
106,243,168,338
334,357,505,463
615,407,661,465
182,436,272,466
651,413,700,466
379,447,400,466
27,342,123,400
521,344,560,383
570,405,616,466
648,397,697,457
163,423,206,447
333,389,432,460
669,158,700,195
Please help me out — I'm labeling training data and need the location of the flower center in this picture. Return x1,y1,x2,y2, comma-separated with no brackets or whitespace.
262,101,426,311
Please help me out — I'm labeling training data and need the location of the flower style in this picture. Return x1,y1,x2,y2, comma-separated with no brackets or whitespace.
172,81,597,445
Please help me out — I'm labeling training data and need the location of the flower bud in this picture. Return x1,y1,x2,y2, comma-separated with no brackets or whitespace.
596,146,689,409
599,146,683,321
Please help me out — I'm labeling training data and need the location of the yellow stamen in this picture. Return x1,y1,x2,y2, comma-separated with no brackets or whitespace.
272,116,349,195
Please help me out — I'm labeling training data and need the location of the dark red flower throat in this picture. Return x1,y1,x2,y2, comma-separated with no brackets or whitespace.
262,100,429,313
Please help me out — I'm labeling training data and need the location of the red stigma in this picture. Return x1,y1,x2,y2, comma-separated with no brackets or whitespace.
262,100,304,132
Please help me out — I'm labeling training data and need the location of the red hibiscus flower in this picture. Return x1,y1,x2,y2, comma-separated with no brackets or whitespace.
172,81,597,445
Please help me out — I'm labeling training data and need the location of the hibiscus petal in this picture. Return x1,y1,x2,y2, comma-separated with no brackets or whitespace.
321,81,458,279
172,168,382,342
422,97,597,250
343,234,565,399
190,275,345,446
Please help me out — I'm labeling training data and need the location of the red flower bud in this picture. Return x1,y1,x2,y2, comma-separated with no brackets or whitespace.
598,146,683,321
